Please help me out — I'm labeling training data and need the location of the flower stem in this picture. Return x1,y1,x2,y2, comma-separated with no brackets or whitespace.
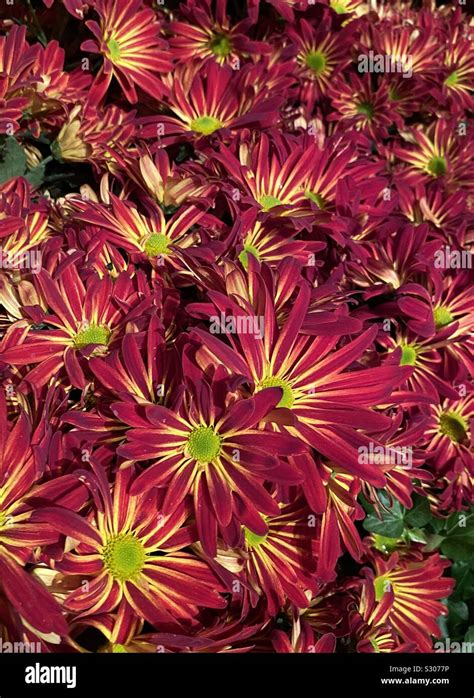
25,0,48,46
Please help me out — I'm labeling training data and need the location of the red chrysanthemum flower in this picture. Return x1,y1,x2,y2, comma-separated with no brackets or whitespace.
234,209,325,268
0,0,468,657
139,62,280,144
0,394,87,636
394,119,474,191
81,0,173,103
315,468,365,582
287,16,354,98
72,193,221,270
0,177,50,270
214,497,319,615
117,369,305,556
328,73,402,139
37,466,227,624
0,263,153,388
126,147,217,208
214,133,319,225
359,551,454,652
51,99,135,167
435,12,474,111
0,25,38,133
424,394,473,471
192,283,405,486
169,0,269,66
366,20,441,78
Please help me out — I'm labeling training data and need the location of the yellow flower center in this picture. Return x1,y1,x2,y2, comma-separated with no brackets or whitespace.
399,344,417,366
389,86,400,101
356,102,375,119
305,190,326,209
444,71,459,88
106,38,122,62
427,156,447,177
74,324,111,349
102,533,146,582
439,411,467,443
186,426,221,462
244,527,268,548
256,376,294,409
210,35,231,57
238,242,260,269
305,50,327,76
190,115,222,135
143,233,170,257
259,194,283,211
433,305,453,329
330,0,350,12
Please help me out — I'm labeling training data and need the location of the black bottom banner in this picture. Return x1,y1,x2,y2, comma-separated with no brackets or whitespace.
0,652,472,695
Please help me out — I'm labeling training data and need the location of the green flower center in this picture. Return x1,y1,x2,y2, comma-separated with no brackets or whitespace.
330,0,350,13
210,35,231,57
305,190,326,209
112,643,128,653
444,71,459,88
186,426,221,462
257,376,294,409
244,527,267,548
74,324,111,349
439,411,467,443
433,305,453,329
356,102,375,119
399,344,417,366
143,233,170,257
102,533,146,582
306,50,327,76
388,86,401,101
259,194,283,211
107,38,122,62
427,156,447,177
190,115,222,135
238,243,260,269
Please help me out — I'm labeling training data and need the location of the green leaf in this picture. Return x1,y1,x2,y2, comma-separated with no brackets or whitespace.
363,498,405,538
359,493,375,515
424,533,446,552
451,561,474,600
440,512,474,561
444,511,474,531
405,495,431,527
406,527,427,544
430,516,448,534
0,137,27,183
25,157,51,188
438,614,449,639
441,539,474,561
447,599,469,627
464,626,474,644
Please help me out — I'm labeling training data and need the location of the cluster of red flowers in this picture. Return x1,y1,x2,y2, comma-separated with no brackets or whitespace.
0,0,472,654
